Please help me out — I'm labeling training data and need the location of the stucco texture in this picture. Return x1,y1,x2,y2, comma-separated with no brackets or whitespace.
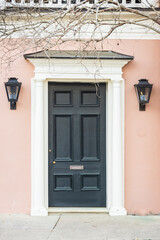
0,52,33,214
0,39,160,215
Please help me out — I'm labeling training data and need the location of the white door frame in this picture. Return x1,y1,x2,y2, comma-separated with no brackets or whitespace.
28,57,132,216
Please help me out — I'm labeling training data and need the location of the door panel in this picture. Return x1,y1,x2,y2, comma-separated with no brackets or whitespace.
81,115,99,161
48,83,106,207
54,115,72,161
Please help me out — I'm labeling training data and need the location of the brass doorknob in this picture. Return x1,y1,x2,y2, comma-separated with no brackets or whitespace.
53,161,56,164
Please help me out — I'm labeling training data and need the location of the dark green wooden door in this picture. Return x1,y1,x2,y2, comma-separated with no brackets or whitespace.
48,83,106,207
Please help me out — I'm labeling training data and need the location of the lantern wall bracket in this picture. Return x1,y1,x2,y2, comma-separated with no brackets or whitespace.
10,102,16,110
139,103,145,111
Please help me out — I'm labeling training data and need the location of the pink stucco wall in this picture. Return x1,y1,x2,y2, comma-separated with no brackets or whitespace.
0,39,160,214
0,54,34,214
123,40,160,215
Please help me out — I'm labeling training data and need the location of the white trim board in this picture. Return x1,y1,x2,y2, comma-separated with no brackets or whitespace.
2,13,160,39
29,57,132,216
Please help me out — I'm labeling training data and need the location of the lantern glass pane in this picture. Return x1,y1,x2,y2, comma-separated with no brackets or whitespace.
134,87,139,102
6,85,19,101
138,87,150,103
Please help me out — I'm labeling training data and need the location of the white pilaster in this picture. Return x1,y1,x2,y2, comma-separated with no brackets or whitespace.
109,80,127,216
31,79,48,216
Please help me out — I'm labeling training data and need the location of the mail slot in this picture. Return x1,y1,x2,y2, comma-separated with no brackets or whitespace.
70,165,84,170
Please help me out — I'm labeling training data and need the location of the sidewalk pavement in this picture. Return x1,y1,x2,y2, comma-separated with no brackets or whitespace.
0,213,160,240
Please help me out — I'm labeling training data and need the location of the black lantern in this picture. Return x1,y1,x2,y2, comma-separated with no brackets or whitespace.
134,79,153,111
4,78,22,110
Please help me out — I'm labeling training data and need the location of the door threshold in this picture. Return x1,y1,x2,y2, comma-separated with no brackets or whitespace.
48,207,109,213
